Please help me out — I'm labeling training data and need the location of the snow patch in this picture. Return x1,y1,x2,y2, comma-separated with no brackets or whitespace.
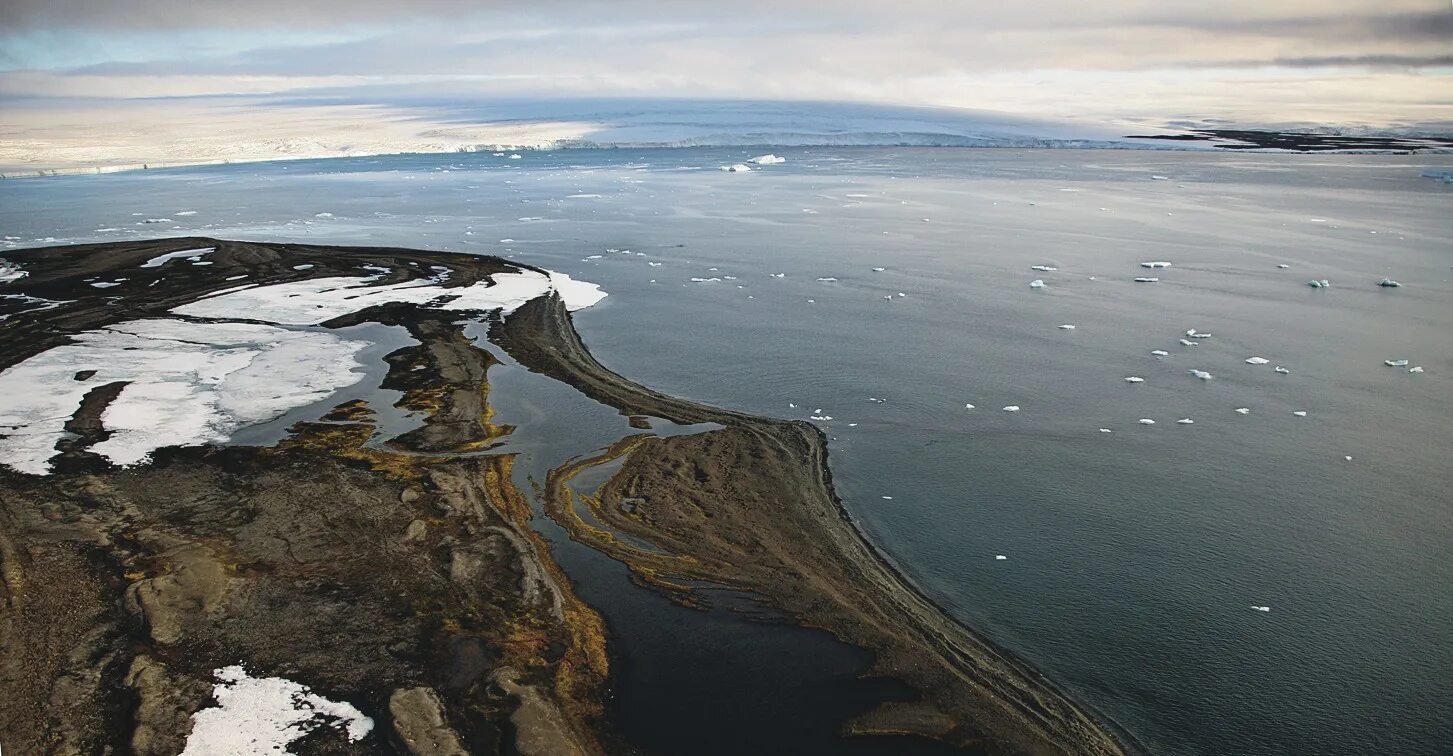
181,665,373,756
141,247,217,268
0,320,368,475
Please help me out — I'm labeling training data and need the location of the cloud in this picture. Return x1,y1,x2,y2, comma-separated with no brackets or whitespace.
0,0,1448,126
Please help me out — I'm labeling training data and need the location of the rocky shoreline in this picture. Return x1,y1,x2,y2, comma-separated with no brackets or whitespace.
1,239,1131,755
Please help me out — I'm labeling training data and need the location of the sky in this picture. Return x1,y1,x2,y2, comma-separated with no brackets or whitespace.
0,0,1450,155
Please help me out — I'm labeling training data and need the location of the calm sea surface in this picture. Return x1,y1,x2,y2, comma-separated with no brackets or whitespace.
3,148,1450,755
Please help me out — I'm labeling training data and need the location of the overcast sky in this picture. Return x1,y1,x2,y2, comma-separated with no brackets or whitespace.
1,0,1450,127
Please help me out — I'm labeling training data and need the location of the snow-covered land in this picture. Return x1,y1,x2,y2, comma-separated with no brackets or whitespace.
181,666,373,755
0,266,607,474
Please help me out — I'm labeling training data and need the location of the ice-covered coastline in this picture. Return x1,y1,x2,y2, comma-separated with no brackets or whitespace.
0,263,606,475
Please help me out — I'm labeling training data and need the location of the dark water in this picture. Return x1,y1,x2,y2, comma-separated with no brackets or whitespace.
3,147,1451,755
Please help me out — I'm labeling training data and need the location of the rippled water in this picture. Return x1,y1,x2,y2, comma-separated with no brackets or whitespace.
3,147,1450,755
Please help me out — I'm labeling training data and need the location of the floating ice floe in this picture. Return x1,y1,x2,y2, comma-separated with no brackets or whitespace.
0,320,371,475
881,495,893,500
1235,408,1250,415
1058,324,1076,330
1151,175,1170,181
770,272,786,278
1274,366,1290,374
1292,410,1307,417
1188,369,1213,380
1250,606,1271,612
0,258,27,284
995,555,1008,560
140,247,217,269
175,210,197,216
138,218,173,224
1140,261,1172,269
1134,277,1159,283
508,153,522,160
1151,350,1169,357
816,277,838,282
180,665,373,756
90,281,123,289
1124,376,1144,383
314,212,334,219
1409,366,1424,373
1179,339,1199,347
1245,357,1270,365
1177,418,1194,424
720,163,753,172
1029,279,1046,288
1030,265,1058,272
1377,278,1401,287
872,267,886,272
747,154,786,165
964,403,974,409
1099,428,1112,433
1277,264,1290,269
1384,359,1409,367
1307,279,1330,288
810,414,833,421
1139,418,1156,425
292,264,314,271
1186,329,1211,339
1002,405,1021,412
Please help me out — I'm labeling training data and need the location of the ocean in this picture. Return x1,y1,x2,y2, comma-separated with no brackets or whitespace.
3,147,1450,755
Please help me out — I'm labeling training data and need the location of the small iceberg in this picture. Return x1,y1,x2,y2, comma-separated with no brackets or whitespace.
964,403,975,409
1250,606,1271,612
1384,359,1409,367
1186,329,1211,339
1151,349,1169,357
1274,366,1290,374
720,163,753,172
1234,408,1250,415
1409,366,1424,373
1292,410,1308,417
1124,376,1144,383
769,272,785,278
872,267,886,272
748,154,786,165
1245,357,1270,365
1177,418,1194,424
1029,279,1046,288
1140,261,1172,269
816,277,838,282
1188,369,1213,380
1179,339,1199,347
1134,277,1159,283
1058,324,1076,330
1003,405,1021,412
1377,278,1401,287
995,555,1008,560
1030,265,1058,272
1308,279,1330,288
1099,428,1113,433
1276,264,1290,269
1138,418,1156,425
